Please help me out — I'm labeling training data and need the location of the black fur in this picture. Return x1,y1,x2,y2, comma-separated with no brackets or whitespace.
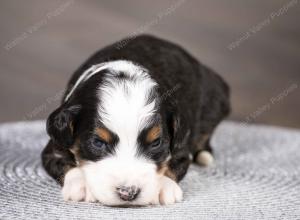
42,140,76,185
42,35,230,185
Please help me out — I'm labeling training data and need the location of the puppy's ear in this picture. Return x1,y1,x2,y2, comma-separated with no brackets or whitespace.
46,104,81,147
166,111,185,152
165,111,191,181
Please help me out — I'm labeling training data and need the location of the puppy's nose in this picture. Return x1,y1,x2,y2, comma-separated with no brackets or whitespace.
116,185,141,201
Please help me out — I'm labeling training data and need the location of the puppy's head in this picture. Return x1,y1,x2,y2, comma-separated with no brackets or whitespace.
47,61,176,205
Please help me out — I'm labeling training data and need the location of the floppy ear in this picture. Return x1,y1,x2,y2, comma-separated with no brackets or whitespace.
165,110,191,182
166,110,186,151
46,104,81,147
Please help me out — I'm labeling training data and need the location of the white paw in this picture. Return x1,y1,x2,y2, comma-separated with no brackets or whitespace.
62,168,96,202
158,176,183,205
85,184,97,203
196,151,214,166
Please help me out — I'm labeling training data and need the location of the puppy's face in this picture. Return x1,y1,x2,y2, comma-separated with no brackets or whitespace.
78,118,170,206
48,62,172,205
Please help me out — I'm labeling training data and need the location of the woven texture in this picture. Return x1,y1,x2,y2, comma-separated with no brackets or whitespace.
0,121,299,220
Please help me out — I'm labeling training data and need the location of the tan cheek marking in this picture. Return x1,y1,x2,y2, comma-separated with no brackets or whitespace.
70,139,86,166
146,126,161,143
157,163,177,181
95,128,112,143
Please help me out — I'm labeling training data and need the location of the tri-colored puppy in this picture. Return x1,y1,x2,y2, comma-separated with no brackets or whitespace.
42,35,230,206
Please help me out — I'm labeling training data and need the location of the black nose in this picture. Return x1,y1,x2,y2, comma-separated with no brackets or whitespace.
116,185,141,201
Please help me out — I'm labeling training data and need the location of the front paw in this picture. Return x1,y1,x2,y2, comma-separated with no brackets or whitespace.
158,176,183,205
62,168,96,202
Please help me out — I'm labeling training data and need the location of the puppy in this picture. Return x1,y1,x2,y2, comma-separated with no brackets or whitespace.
41,35,230,206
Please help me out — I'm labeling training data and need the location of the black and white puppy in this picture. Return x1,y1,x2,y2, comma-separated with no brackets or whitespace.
42,35,230,206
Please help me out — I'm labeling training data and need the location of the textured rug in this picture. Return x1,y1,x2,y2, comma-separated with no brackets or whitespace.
0,120,299,220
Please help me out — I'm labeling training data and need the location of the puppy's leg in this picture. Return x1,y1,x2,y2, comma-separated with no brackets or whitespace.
158,154,190,205
158,175,183,205
194,135,214,166
62,167,86,201
62,167,96,202
41,140,96,202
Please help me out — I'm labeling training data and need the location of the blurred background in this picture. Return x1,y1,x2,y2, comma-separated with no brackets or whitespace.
0,0,299,128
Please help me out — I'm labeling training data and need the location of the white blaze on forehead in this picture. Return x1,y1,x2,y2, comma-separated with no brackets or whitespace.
97,60,157,158
65,60,153,102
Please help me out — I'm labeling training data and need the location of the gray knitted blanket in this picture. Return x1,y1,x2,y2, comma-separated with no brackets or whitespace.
0,121,299,220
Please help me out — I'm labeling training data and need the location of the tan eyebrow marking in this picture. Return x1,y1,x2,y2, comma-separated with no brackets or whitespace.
95,127,112,143
146,126,161,143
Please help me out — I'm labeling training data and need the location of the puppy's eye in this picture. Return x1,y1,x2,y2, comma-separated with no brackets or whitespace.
150,138,161,148
92,138,107,148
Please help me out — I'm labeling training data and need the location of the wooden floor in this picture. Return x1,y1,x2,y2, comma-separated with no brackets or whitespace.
0,0,299,128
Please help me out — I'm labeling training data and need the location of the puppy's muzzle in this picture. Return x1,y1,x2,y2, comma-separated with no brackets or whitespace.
116,185,141,201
